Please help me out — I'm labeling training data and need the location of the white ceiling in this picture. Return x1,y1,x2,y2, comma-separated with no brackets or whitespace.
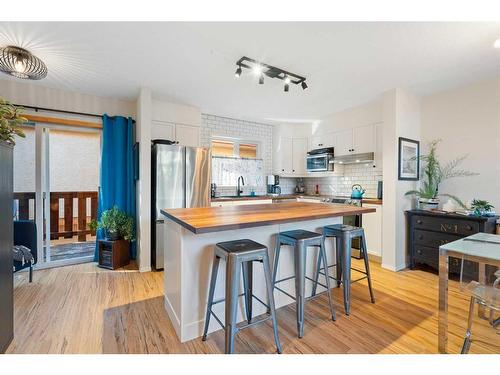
1,22,500,122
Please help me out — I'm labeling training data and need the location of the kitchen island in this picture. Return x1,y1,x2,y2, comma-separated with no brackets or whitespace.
160,201,375,342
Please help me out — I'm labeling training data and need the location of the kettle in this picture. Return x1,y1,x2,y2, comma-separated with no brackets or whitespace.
351,184,366,199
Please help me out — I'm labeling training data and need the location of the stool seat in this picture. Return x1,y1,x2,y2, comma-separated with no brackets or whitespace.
280,229,322,241
324,224,358,232
217,239,266,254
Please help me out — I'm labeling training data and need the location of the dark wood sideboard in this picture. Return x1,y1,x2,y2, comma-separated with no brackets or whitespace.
406,210,498,280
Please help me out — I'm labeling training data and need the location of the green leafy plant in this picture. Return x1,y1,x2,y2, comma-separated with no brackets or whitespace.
95,206,135,241
405,139,477,208
470,199,494,217
0,97,26,145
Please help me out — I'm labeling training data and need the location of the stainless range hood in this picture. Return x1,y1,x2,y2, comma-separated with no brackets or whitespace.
329,152,375,165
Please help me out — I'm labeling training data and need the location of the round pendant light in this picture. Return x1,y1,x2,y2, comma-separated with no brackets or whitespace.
0,46,47,80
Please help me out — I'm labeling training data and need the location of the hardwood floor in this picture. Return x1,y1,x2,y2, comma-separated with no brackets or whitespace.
7,260,499,354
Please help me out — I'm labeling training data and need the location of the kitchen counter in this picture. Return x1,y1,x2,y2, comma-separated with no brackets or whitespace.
211,194,383,205
160,202,376,342
161,202,375,234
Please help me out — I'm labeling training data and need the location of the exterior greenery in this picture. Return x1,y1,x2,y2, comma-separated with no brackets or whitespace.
405,139,477,208
90,206,135,241
0,97,26,145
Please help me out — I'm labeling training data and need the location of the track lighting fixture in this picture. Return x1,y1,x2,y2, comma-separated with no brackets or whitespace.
234,56,308,92
234,65,242,77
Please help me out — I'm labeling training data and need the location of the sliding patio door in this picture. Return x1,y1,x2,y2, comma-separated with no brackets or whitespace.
13,121,101,268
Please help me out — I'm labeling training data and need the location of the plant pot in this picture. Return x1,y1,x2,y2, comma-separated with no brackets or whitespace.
418,198,439,211
106,231,122,241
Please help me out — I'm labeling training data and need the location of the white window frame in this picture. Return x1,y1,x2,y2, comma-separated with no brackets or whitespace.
210,136,262,159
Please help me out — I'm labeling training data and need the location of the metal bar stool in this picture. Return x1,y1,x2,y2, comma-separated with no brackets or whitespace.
272,229,336,338
312,224,375,315
202,239,282,354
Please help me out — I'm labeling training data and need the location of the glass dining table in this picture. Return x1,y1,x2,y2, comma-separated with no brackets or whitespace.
438,233,500,353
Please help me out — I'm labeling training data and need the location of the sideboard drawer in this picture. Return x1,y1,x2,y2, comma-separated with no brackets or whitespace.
414,229,461,248
413,245,438,268
412,215,479,236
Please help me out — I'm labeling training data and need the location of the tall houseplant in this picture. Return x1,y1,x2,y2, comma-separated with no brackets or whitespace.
0,98,26,145
405,139,477,210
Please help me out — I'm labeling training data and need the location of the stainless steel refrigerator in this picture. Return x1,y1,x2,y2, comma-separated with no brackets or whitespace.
152,141,211,270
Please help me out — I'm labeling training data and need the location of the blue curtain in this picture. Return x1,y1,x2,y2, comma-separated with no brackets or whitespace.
94,114,136,260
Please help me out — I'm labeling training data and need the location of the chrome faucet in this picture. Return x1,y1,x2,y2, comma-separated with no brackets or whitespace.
237,176,245,197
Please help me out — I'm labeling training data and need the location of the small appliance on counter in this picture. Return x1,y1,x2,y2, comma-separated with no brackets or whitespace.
267,174,281,195
377,181,383,200
294,178,306,194
351,184,366,199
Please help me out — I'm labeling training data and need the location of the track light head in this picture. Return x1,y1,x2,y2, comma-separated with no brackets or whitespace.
301,81,308,90
284,76,291,84
235,65,242,78
253,64,263,75
259,74,264,84
284,83,289,92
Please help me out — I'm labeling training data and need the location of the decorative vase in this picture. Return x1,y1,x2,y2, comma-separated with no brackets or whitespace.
418,197,439,210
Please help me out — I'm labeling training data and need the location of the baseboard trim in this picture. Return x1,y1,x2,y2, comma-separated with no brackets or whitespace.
381,263,407,272
139,266,152,273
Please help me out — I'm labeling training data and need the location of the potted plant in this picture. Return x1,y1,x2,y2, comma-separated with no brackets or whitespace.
469,199,495,217
405,139,477,210
90,206,135,241
0,97,26,145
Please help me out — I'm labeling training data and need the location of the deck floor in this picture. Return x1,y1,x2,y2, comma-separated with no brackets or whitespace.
7,259,500,354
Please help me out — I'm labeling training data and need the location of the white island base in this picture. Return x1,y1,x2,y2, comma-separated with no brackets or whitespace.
163,216,342,343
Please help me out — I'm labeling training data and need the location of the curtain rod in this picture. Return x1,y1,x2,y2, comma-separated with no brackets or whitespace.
13,103,136,123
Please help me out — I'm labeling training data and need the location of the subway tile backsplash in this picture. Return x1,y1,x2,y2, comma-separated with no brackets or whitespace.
202,113,382,198
281,164,382,198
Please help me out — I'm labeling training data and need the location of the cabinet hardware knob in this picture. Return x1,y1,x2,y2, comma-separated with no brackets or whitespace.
293,169,295,172
282,169,284,171
318,143,323,146
417,250,422,254
417,220,422,224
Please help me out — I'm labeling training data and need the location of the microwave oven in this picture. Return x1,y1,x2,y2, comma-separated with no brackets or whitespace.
306,148,334,172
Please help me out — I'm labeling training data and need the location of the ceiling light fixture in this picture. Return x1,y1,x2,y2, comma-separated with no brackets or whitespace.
235,65,242,77
494,39,500,48
234,56,308,92
0,46,47,80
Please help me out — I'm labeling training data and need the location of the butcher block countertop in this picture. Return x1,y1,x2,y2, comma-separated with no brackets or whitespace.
161,201,376,234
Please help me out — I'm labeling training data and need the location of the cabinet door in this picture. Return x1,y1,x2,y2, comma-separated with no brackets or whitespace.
310,133,334,150
332,129,353,156
362,204,382,256
292,137,308,174
353,124,375,154
279,137,293,174
373,123,383,170
175,124,200,147
151,121,175,141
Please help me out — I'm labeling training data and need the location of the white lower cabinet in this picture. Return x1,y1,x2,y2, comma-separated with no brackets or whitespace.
362,204,382,257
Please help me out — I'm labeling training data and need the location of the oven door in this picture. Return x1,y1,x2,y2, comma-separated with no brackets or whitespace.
306,154,330,172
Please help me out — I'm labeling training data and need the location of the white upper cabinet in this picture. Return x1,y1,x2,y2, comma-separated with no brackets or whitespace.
310,133,334,150
352,124,375,154
151,121,200,147
332,129,354,156
292,138,308,174
151,120,175,141
274,137,307,176
175,124,200,147
331,124,376,156
278,137,293,174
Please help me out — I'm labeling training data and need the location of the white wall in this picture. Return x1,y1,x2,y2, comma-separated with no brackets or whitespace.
421,78,500,209
152,99,201,125
0,79,136,117
312,98,383,135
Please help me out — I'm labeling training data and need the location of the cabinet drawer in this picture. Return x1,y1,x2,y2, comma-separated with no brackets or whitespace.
413,229,461,248
412,215,479,236
413,245,438,268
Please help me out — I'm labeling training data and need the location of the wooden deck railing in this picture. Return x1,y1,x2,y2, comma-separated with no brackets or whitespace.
13,191,98,242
